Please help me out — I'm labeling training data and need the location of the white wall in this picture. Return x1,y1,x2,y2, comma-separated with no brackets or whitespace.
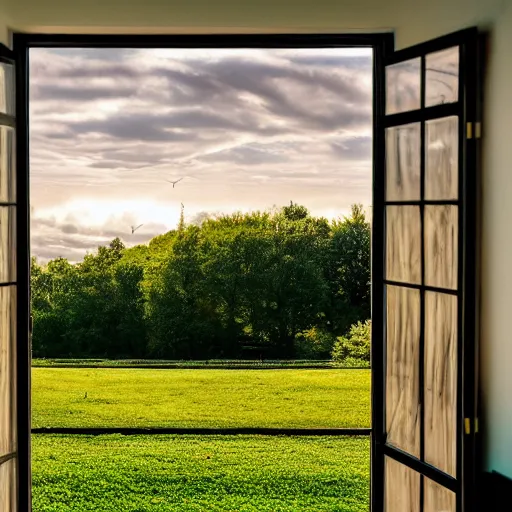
1,0,511,478
0,0,12,46
0,0,503,49
480,0,512,479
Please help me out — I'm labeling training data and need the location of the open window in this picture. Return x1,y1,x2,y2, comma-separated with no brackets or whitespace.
371,28,480,512
0,28,480,511
0,43,23,512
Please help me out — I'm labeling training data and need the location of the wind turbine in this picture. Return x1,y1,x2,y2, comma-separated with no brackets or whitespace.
166,177,183,188
131,224,143,234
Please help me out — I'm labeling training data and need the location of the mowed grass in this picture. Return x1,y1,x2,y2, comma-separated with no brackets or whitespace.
32,368,370,429
32,434,370,512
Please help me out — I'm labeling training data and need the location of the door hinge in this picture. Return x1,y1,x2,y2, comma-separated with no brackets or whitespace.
475,122,482,139
467,122,482,140
475,417,479,434
465,417,471,434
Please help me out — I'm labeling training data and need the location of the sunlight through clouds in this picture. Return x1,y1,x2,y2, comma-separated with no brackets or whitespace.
29,47,373,261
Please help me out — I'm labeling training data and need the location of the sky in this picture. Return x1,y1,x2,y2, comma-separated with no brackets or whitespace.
29,47,373,262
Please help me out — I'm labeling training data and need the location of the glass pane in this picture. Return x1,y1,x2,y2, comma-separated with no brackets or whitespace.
424,477,456,512
426,47,459,107
0,206,16,283
0,458,17,511
386,206,421,284
425,116,458,200
425,292,457,476
0,62,15,116
0,285,16,457
385,456,420,512
424,205,458,290
386,285,421,457
0,126,15,203
386,58,421,115
386,123,421,201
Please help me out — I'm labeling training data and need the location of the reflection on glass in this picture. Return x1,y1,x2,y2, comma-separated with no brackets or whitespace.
0,206,16,283
386,285,421,457
0,63,14,116
386,58,421,115
424,205,458,290
385,456,420,512
386,206,421,284
425,292,457,477
0,126,15,203
424,477,456,512
0,286,16,457
386,123,421,201
0,458,16,511
425,116,458,200
426,47,459,107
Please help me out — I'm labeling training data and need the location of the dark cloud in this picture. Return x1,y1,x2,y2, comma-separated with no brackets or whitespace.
286,55,372,69
154,58,372,131
58,64,140,79
201,145,289,166
48,47,138,62
68,110,283,141
61,223,79,234
32,84,138,102
70,115,199,141
331,136,372,160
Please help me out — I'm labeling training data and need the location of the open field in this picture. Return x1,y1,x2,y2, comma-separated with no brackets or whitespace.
32,358,354,369
32,368,371,429
32,434,370,512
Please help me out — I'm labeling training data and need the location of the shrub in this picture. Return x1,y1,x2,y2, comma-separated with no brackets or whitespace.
331,320,371,366
294,327,336,359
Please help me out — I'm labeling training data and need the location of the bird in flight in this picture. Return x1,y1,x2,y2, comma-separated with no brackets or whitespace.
131,224,143,234
166,177,183,188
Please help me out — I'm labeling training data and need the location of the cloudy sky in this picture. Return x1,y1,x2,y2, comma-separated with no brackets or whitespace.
29,47,373,262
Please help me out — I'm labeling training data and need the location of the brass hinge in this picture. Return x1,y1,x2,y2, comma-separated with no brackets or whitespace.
467,122,482,140
475,417,479,434
475,122,482,139
467,122,473,139
465,418,471,435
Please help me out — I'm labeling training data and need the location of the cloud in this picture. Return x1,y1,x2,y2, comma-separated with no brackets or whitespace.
31,212,168,263
70,114,200,142
29,47,373,261
32,84,138,102
330,136,373,160
200,144,289,166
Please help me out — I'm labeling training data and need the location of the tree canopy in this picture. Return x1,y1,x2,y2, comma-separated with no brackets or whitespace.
31,203,371,360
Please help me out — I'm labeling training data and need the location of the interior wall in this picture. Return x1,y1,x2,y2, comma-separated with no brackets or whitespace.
480,0,512,479
1,0,510,480
0,0,503,49
0,0,12,46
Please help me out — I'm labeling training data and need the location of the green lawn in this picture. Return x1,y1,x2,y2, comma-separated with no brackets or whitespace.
32,434,370,512
32,368,371,429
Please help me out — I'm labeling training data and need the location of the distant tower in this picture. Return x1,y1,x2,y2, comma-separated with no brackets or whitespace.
178,203,185,232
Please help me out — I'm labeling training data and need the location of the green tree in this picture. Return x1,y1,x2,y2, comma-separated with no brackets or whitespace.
325,204,371,336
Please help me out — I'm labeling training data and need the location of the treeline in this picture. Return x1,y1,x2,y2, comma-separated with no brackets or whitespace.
31,203,370,360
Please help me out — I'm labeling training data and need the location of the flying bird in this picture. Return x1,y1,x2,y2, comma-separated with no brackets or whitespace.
131,224,143,234
166,177,183,188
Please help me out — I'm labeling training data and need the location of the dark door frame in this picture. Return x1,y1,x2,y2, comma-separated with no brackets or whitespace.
11,31,403,512
371,27,481,512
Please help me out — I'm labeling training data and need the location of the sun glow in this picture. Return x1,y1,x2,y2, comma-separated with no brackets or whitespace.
35,198,182,229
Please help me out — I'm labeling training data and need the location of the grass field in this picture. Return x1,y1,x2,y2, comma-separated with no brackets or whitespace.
32,358,347,369
32,368,371,429
32,434,370,512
